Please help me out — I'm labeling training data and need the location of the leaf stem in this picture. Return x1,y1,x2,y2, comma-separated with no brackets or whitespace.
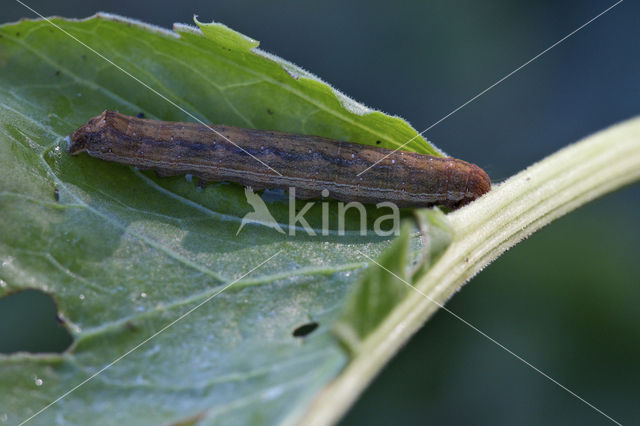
300,116,640,426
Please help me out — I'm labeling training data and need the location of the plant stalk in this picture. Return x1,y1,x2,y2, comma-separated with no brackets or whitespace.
300,116,640,426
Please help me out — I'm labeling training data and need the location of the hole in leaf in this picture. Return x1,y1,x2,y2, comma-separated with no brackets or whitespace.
0,289,73,354
292,322,319,338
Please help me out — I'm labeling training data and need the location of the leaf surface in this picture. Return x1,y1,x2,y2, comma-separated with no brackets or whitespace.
0,14,451,425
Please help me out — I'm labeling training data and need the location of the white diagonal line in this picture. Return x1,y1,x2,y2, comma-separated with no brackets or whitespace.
14,0,283,177
355,249,622,426
356,0,624,177
18,250,283,426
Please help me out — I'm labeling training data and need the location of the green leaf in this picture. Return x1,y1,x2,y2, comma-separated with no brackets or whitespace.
0,14,450,425
333,212,452,354
194,16,260,52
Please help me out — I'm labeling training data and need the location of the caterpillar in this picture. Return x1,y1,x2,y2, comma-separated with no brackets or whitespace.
68,111,490,208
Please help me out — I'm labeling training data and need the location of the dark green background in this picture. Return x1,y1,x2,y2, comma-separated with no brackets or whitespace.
2,1,639,425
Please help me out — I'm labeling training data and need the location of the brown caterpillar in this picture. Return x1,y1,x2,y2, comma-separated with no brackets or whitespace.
68,111,490,208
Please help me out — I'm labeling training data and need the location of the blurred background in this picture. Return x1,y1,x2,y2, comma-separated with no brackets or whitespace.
3,0,639,424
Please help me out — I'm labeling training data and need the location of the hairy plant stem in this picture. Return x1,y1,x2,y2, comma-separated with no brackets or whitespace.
300,116,640,426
